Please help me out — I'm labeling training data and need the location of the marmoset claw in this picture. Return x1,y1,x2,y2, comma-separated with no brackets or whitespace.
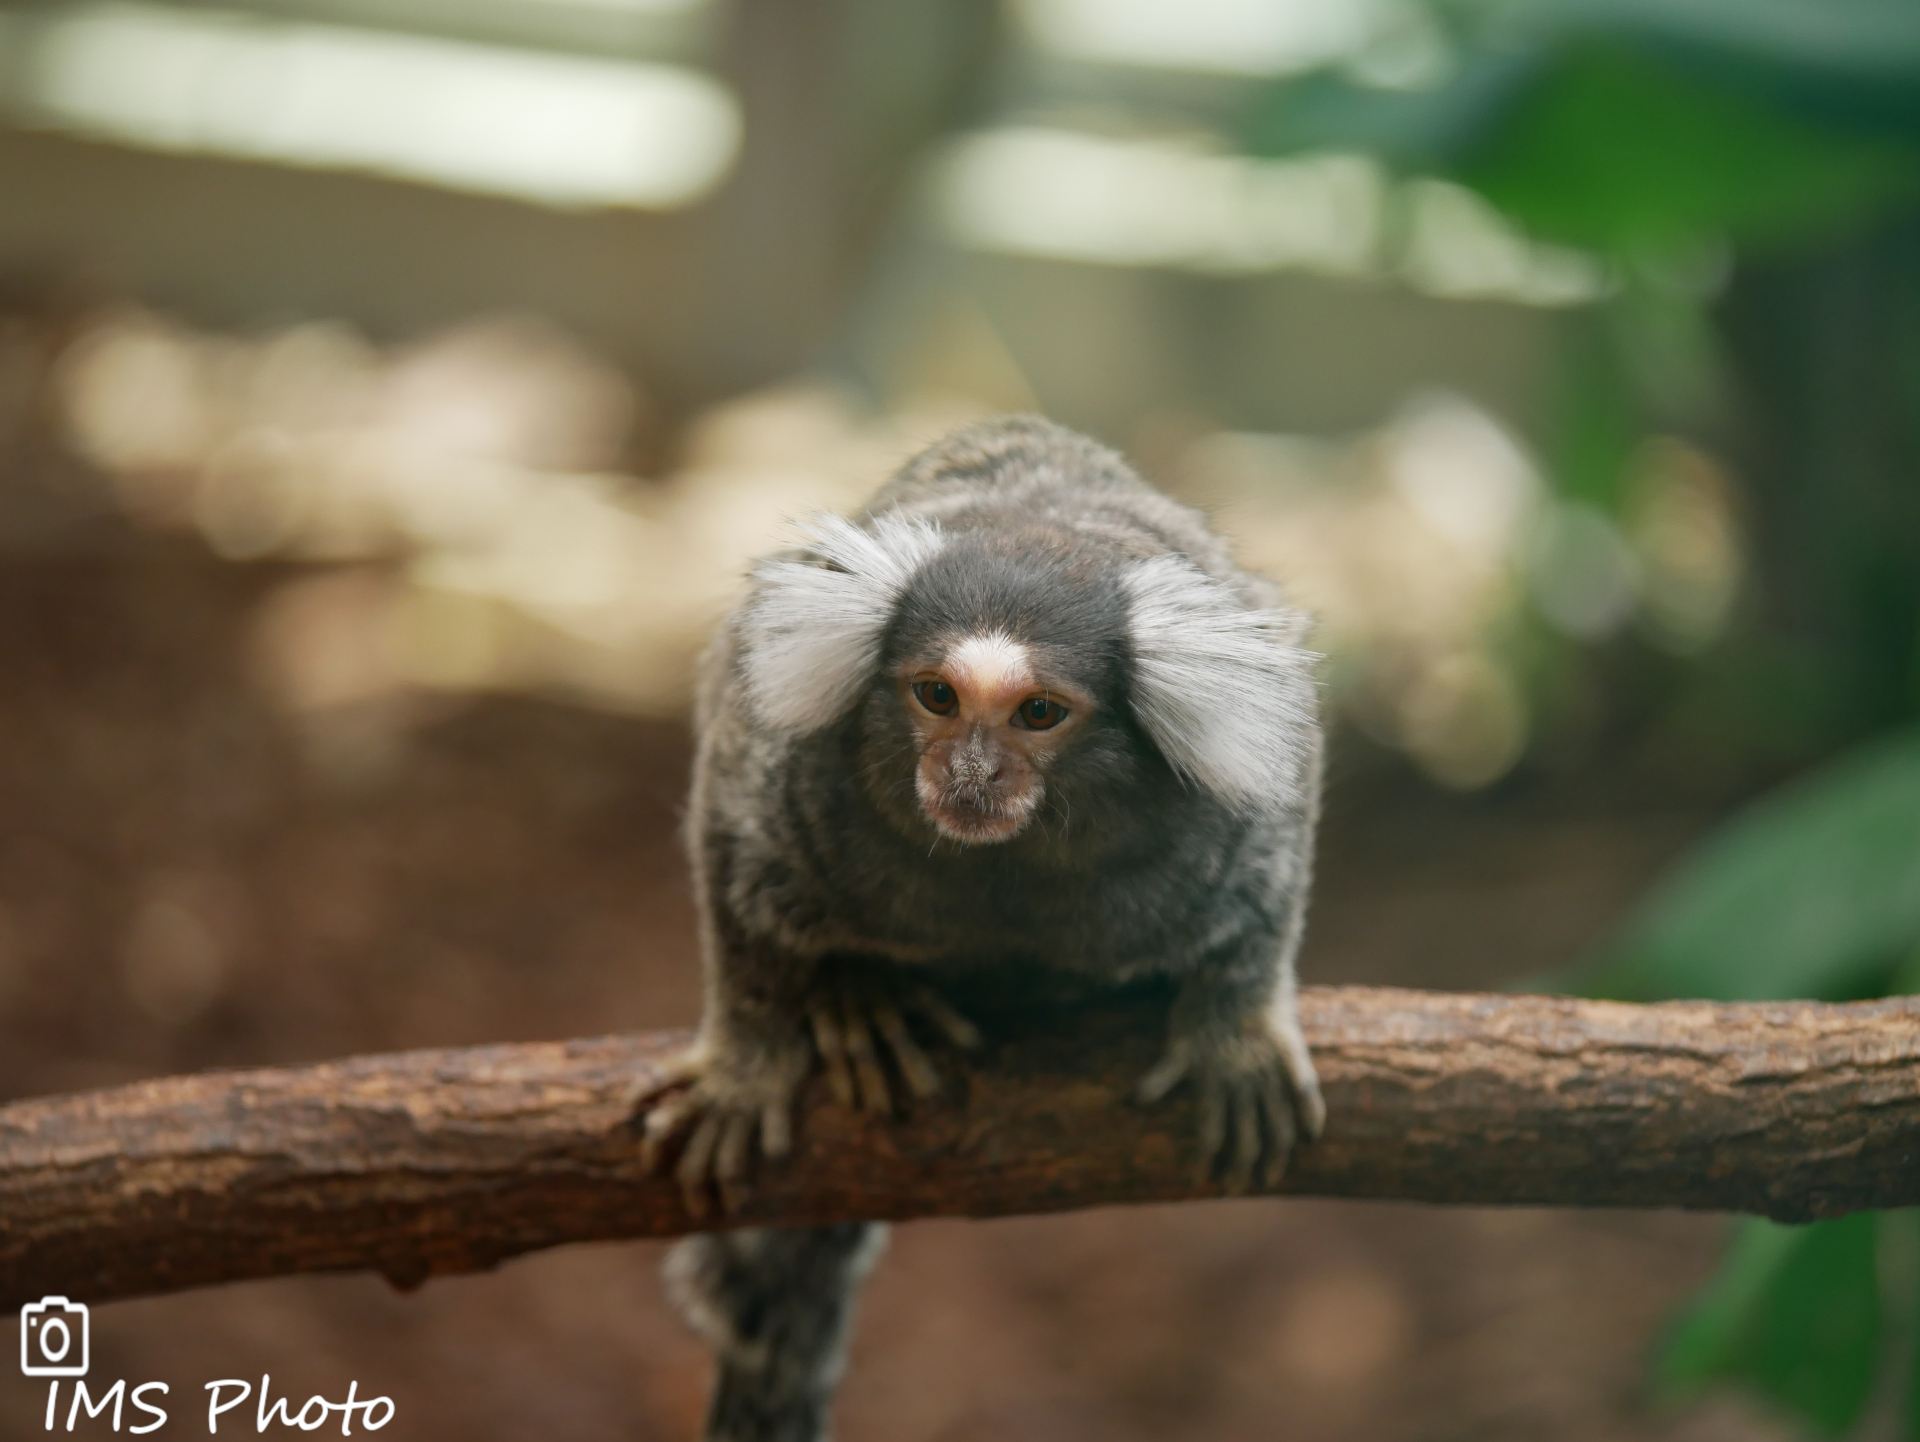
807,980,980,1118
636,1044,809,1218
635,980,978,1215
1137,1023,1323,1195
626,1048,703,1113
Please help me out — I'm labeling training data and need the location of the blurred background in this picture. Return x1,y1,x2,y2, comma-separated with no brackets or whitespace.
1,0,1917,1437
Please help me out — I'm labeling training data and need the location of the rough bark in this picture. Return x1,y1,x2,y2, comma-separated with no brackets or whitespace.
4,986,1918,1310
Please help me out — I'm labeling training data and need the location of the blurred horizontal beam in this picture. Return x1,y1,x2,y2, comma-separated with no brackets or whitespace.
1,3,741,209
4,986,1919,1310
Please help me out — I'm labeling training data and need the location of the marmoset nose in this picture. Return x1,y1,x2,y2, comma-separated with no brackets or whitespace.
951,738,1002,786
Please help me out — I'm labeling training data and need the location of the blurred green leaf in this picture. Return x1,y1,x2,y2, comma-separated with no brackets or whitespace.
1461,43,1920,253
1891,943,1920,996
1531,0,1920,137
1250,51,1545,172
1251,1,1920,255
1659,1214,1882,1438
1583,729,1920,1000
1545,320,1641,510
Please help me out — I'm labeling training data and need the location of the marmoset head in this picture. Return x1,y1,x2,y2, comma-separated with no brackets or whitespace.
876,533,1128,845
737,426,1316,849
896,630,1088,843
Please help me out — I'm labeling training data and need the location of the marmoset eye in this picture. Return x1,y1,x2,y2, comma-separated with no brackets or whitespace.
913,680,959,715
1015,696,1067,729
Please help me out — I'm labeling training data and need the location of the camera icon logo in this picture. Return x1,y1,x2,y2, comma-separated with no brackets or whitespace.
20,1296,89,1377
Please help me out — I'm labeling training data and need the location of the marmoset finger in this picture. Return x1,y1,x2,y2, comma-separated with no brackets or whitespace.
809,1002,857,1109
715,1111,758,1213
1136,1040,1192,1105
1272,1025,1325,1141
714,1109,755,1184
625,1050,702,1111
760,1099,793,1159
1291,1068,1327,1143
840,998,893,1116
1194,1079,1228,1186
1260,1070,1298,1190
640,1090,701,1172
676,1112,725,1218
1225,1086,1262,1196
910,986,982,1051
874,1002,942,1098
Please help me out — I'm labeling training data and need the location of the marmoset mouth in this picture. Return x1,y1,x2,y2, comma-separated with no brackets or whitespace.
924,782,1037,844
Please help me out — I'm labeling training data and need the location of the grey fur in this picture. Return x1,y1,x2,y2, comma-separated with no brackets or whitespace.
666,1224,888,1442
742,514,947,733
657,416,1325,1442
1121,553,1316,813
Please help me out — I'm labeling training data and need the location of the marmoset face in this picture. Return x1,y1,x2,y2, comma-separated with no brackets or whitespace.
897,630,1092,845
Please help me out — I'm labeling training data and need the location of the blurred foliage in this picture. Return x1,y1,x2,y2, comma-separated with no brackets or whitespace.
1658,1214,1886,1438
1255,0,1920,248
1542,323,1642,512
1247,0,1920,1434
1582,729,1920,1003
1260,39,1920,251
1256,0,1920,765
1578,725,1920,1440
1458,43,1917,254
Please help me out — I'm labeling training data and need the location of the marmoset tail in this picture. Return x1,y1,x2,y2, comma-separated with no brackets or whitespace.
665,1224,886,1442
646,417,1325,1442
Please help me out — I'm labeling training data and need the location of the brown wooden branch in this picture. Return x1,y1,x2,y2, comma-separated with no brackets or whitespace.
4,986,1919,1311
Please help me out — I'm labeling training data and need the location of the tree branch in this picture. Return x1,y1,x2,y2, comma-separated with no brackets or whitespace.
4,986,1918,1310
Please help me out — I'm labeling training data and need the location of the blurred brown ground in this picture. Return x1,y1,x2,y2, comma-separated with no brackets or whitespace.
0,537,1799,1442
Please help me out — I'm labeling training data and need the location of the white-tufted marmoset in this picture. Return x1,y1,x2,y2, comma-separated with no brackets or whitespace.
640,417,1325,1442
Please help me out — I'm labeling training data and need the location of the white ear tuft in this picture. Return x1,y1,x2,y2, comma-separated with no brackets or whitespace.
740,512,946,732
1122,555,1317,812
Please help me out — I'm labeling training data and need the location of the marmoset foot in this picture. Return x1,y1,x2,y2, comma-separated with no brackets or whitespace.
633,977,979,1216
1136,1015,1323,1194
805,974,981,1118
633,1038,812,1218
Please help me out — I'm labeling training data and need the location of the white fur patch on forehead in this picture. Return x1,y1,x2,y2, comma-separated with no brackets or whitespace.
944,632,1033,699
1122,554,1317,812
742,512,945,731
